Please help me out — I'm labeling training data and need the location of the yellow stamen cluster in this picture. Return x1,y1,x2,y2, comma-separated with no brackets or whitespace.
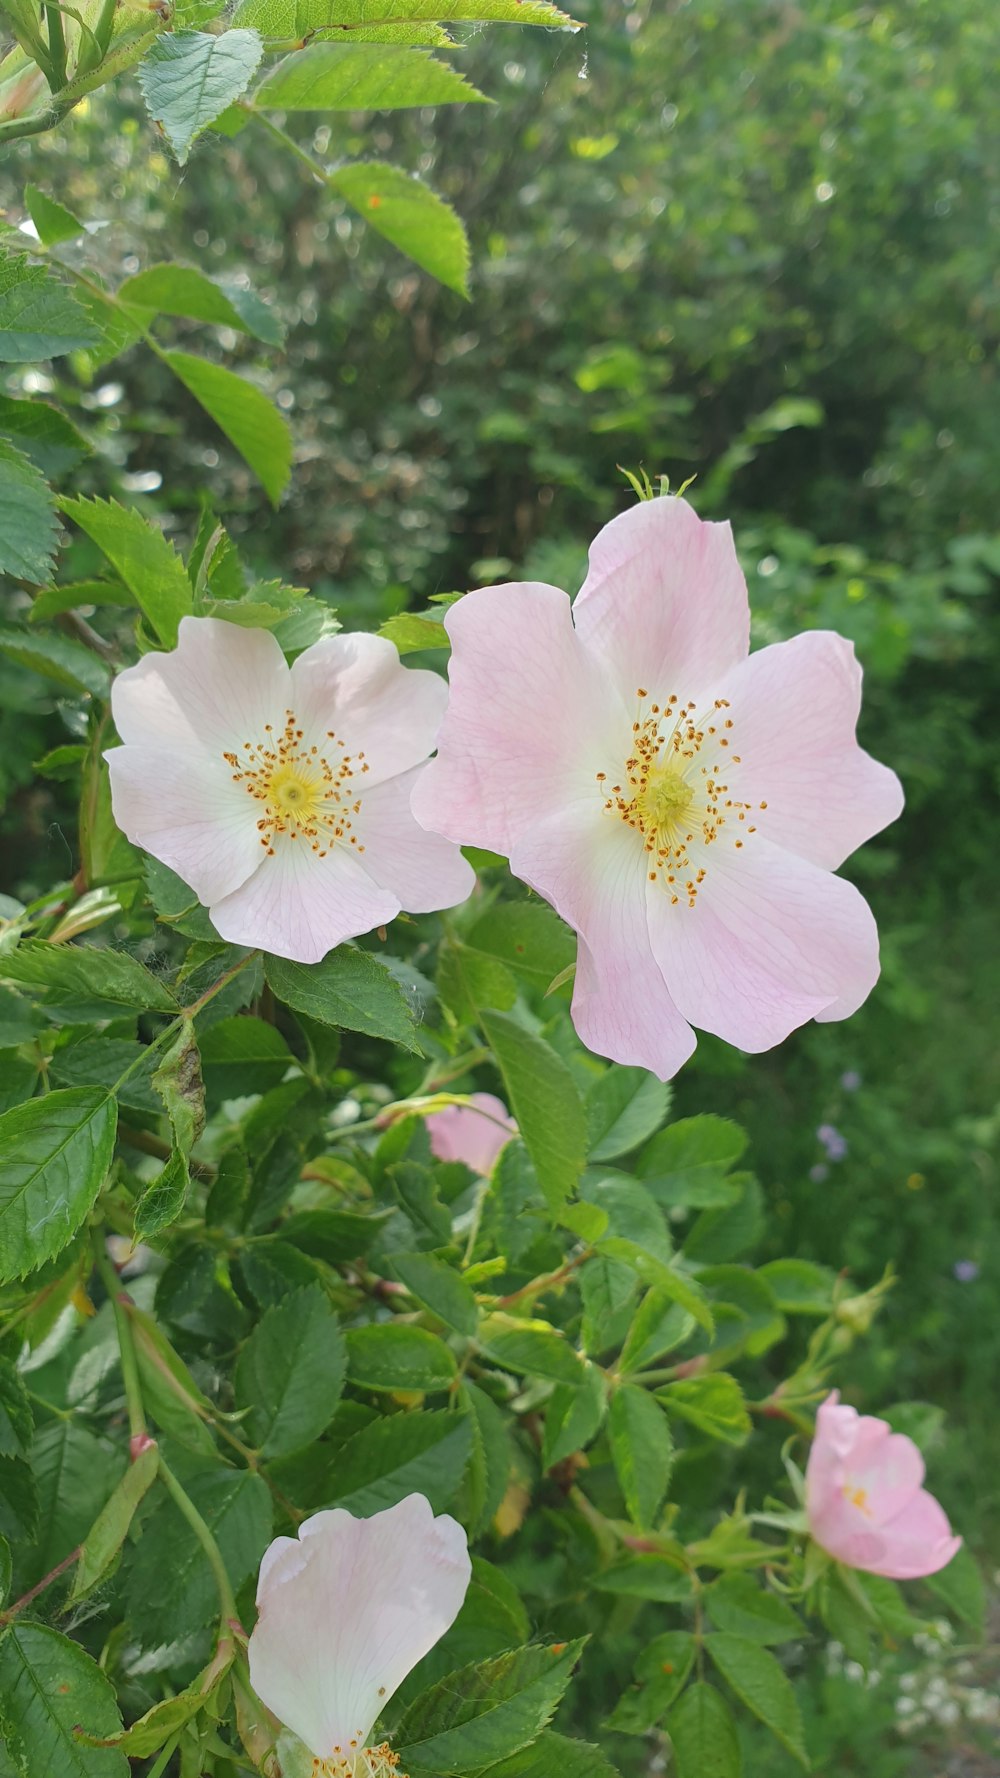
842,1484,872,1516
223,709,370,859
311,1744,405,1777
598,689,766,907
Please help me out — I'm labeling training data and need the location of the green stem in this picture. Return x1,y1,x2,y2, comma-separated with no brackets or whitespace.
44,3,67,87
94,1235,147,1442
0,1545,82,1626
158,1455,240,1626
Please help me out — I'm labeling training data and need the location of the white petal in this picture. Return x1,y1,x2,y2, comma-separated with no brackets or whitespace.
111,617,288,753
289,634,449,787
248,1495,471,1760
106,743,263,905
209,837,399,962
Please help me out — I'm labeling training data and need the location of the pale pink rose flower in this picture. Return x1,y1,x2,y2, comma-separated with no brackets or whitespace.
411,496,903,1079
426,1092,517,1175
106,618,473,963
805,1391,961,1580
248,1494,471,1772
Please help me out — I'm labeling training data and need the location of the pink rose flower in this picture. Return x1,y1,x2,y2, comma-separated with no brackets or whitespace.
412,496,903,1079
426,1092,517,1175
107,617,473,963
806,1391,961,1580
248,1494,471,1772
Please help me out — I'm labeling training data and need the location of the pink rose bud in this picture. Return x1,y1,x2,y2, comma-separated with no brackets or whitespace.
426,1093,517,1177
805,1391,961,1579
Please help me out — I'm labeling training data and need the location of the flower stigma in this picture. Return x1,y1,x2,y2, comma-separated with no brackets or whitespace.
223,708,371,859
310,1743,406,1777
597,689,766,906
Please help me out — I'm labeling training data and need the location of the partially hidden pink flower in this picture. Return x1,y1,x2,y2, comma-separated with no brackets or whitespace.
411,496,903,1079
427,1092,517,1176
107,618,473,963
248,1494,471,1773
805,1391,961,1580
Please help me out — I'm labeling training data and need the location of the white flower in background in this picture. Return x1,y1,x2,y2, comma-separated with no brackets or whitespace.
107,618,474,963
248,1494,471,1776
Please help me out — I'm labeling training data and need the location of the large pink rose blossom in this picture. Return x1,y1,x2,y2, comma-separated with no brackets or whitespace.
107,617,473,962
248,1494,470,1773
805,1391,960,1580
427,1092,517,1176
411,496,903,1079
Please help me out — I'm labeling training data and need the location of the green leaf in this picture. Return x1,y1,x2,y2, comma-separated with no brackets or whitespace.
127,1468,272,1641
278,1207,390,1264
479,1316,586,1385
23,185,84,247
705,1634,807,1766
377,610,449,653
0,1456,39,1541
329,161,470,295
265,948,419,1049
597,1236,714,1334
620,1291,695,1373
659,1374,751,1446
0,394,88,480
0,1089,117,1283
345,1323,457,1392
396,1639,585,1774
258,42,486,110
0,257,97,362
392,1250,479,1336
757,1258,837,1315
638,1116,748,1206
326,1406,473,1514
0,438,58,585
611,1631,696,1732
438,939,516,1022
200,1015,293,1099
480,1011,584,1215
608,1383,674,1528
138,29,264,163
1,940,178,1021
0,1623,128,1778
542,1361,605,1467
0,622,109,699
161,350,291,504
69,1443,160,1603
466,902,576,991
0,1359,32,1460
60,495,194,647
479,1734,620,1778
235,1284,346,1457
134,1148,190,1240
152,1020,205,1157
925,1543,986,1636
667,1684,741,1778
119,263,283,344
586,1067,671,1162
234,0,576,27
705,1574,803,1645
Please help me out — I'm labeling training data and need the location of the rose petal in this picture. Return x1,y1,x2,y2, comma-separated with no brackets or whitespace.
572,495,750,705
426,1093,516,1175
111,617,287,754
106,742,264,905
210,838,398,962
358,766,475,912
289,634,449,788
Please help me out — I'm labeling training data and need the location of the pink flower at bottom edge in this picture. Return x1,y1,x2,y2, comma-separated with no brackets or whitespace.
805,1391,961,1580
410,495,903,1080
426,1092,517,1176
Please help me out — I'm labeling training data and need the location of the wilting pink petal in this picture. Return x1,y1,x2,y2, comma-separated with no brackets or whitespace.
426,1092,517,1175
806,1392,961,1580
412,494,902,1078
107,616,472,962
248,1495,470,1763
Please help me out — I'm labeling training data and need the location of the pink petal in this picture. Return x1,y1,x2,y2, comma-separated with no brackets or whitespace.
111,617,287,754
510,808,696,1081
572,496,750,705
248,1495,471,1759
648,834,881,1052
209,840,398,962
289,634,449,788
106,743,263,905
411,582,622,856
871,1490,962,1581
427,1093,516,1175
360,767,475,912
848,1421,925,1526
706,631,903,870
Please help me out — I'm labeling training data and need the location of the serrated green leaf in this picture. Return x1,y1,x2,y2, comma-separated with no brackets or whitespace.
392,1250,479,1335
236,1284,346,1456
257,41,486,109
134,1148,190,1239
345,1323,457,1392
119,263,284,345
0,437,58,584
60,495,194,646
0,1360,32,1463
234,0,575,27
757,1258,837,1315
480,1011,584,1215
265,948,419,1049
161,350,291,503
705,1574,803,1645
152,1020,204,1157
619,1291,695,1374
465,900,576,990
397,1639,586,1773
0,939,178,1020
638,1116,748,1207
0,622,109,698
586,1067,672,1163
69,1443,160,1603
0,1623,128,1778
0,1089,117,1283
26,1420,124,1585
479,1734,620,1778
705,1634,807,1766
597,1236,714,1334
608,1383,673,1528
659,1373,751,1446
667,1683,741,1778
23,185,84,247
0,394,88,480
542,1361,605,1468
480,1317,585,1385
0,256,97,361
377,610,449,653
138,28,264,163
329,161,470,295
324,1407,473,1514
127,1467,272,1641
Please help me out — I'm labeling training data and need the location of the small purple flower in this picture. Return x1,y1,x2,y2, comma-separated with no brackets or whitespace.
953,1260,980,1283
817,1122,849,1162
809,1162,830,1184
840,1069,862,1093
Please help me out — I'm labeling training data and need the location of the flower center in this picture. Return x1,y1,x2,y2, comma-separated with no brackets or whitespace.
223,709,370,860
842,1483,872,1516
312,1745,406,1777
596,688,766,907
